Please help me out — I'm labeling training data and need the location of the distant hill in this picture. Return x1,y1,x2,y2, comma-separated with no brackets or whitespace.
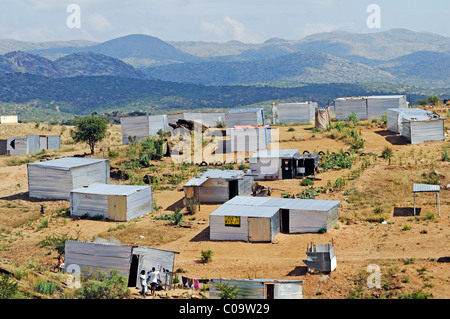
1,73,447,122
0,39,97,55
0,29,449,87
27,34,202,68
0,51,62,77
0,51,146,79
140,51,396,85
54,52,146,78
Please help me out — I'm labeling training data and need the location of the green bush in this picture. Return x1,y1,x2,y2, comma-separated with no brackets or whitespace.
300,178,313,186
320,150,355,172
36,280,56,295
0,274,18,299
185,197,198,214
215,280,239,299
77,270,130,299
200,249,214,263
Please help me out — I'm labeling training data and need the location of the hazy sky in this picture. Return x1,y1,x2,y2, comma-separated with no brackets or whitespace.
0,0,449,43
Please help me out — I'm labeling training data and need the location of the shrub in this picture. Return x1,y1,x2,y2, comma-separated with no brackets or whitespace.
399,290,433,299
215,280,239,299
39,231,80,255
36,280,56,295
0,274,18,299
381,146,393,164
185,197,198,214
77,270,130,299
287,127,295,131
347,112,359,125
200,249,214,263
300,178,313,186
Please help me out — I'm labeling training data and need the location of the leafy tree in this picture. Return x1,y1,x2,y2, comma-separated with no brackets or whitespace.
72,115,108,154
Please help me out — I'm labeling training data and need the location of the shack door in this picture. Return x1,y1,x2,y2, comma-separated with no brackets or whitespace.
108,195,127,221
281,159,292,179
265,284,275,299
280,209,290,233
229,180,238,199
248,217,271,242
39,136,48,151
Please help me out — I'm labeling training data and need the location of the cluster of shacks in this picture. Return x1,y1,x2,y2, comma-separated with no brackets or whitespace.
0,135,61,156
27,157,153,221
9,94,447,299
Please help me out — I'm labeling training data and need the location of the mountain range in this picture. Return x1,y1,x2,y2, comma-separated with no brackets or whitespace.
0,28,449,122
0,28,448,88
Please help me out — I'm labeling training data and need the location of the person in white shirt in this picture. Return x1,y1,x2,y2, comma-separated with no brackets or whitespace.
148,267,160,296
139,270,147,296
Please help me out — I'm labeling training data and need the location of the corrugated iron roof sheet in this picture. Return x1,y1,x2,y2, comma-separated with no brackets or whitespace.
228,107,264,114
27,157,108,170
71,183,151,196
184,169,248,187
211,196,340,217
413,183,440,193
250,149,300,159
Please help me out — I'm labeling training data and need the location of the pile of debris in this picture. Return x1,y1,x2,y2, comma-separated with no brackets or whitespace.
252,182,271,197
169,119,209,132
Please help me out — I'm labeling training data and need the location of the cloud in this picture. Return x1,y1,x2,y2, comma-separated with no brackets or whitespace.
295,22,355,37
87,13,113,31
200,16,261,43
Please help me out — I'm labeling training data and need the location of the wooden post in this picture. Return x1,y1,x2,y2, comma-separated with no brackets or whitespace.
437,192,440,217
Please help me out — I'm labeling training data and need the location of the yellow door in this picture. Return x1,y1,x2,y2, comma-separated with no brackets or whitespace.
108,195,127,221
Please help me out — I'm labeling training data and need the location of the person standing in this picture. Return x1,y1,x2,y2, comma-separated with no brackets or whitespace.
139,270,147,296
148,267,160,296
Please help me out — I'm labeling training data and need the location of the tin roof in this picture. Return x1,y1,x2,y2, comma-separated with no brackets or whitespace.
71,183,150,196
27,157,108,170
336,95,405,101
183,169,248,187
211,196,340,217
413,183,440,193
228,107,264,114
250,149,300,159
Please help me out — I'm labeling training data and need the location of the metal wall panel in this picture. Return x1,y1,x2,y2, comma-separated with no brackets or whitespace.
64,241,133,278
274,102,317,124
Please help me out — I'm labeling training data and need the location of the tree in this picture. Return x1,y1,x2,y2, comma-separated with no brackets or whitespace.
72,115,108,154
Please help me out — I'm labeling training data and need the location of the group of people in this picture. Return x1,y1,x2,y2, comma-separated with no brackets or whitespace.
139,267,161,296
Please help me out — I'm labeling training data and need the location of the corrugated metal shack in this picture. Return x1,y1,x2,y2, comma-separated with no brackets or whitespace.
304,241,337,272
297,153,320,177
335,95,408,121
64,241,178,289
27,157,110,200
228,125,271,152
0,135,61,156
183,169,254,204
272,102,317,124
386,108,429,134
209,196,340,242
0,115,18,124
120,115,169,144
167,112,225,128
70,183,153,221
249,149,300,180
209,278,303,299
400,112,444,144
225,107,265,128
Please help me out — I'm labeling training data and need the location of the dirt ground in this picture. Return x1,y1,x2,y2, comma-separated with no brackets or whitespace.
0,118,449,299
